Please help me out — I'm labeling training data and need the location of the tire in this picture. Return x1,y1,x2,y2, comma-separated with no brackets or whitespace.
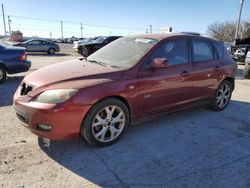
77,46,83,55
209,80,233,111
244,66,250,79
81,98,130,147
0,65,7,84
81,46,89,57
48,48,55,54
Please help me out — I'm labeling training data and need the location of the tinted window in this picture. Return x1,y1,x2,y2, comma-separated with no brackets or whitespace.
147,39,189,66
192,40,213,62
28,40,41,45
212,41,224,59
41,41,49,45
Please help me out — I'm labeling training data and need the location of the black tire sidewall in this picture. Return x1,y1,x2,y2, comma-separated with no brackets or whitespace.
82,46,89,57
0,65,6,83
211,80,233,111
81,98,130,147
48,48,55,54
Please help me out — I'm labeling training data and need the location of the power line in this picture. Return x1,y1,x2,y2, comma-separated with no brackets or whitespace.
6,14,146,31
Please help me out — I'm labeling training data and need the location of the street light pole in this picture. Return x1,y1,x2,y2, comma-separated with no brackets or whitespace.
1,4,7,36
234,0,244,45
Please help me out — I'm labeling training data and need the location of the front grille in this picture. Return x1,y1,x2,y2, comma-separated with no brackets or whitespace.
20,83,33,96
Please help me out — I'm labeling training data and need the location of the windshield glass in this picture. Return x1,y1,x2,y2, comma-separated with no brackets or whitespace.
87,37,158,69
93,37,107,43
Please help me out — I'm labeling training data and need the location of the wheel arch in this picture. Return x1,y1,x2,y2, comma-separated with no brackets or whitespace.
223,77,235,90
0,63,8,73
81,95,133,130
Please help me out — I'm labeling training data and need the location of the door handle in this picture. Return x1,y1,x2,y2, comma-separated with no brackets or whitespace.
181,71,190,77
214,66,221,71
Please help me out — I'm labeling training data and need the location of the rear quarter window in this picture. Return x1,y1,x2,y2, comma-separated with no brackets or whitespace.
212,41,224,59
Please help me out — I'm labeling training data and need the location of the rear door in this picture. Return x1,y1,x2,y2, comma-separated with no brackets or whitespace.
191,38,223,99
137,37,195,115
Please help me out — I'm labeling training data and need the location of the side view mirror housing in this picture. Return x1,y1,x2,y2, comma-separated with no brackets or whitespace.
150,58,169,69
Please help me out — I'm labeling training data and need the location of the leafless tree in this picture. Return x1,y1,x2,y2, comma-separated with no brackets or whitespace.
207,21,250,42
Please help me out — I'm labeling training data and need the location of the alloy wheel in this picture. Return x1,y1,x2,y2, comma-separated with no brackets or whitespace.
91,105,125,143
216,84,231,108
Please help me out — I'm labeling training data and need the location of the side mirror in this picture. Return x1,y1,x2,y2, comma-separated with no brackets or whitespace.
150,58,169,69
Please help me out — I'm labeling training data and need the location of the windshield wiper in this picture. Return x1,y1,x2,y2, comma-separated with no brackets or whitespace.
87,59,109,67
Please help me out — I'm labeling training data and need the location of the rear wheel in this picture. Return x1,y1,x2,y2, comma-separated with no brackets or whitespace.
0,65,6,84
210,80,232,111
81,98,129,147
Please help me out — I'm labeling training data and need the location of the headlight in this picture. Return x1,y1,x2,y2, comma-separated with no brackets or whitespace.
34,89,78,104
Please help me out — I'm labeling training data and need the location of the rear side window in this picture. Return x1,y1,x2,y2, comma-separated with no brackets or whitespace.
192,40,213,62
212,41,224,59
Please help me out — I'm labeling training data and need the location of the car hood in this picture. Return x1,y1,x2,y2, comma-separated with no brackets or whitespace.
23,59,125,96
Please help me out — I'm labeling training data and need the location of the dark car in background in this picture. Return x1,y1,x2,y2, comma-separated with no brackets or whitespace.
0,44,31,83
13,39,60,54
244,51,250,79
230,44,250,62
77,36,121,56
73,37,97,51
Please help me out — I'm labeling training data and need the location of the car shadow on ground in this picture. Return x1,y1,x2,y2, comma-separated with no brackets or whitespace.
39,100,250,187
0,76,23,107
27,52,71,57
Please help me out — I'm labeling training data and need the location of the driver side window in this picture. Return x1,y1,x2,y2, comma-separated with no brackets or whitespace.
144,38,189,68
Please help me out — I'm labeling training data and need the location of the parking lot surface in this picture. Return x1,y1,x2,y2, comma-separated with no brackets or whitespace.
1,44,250,188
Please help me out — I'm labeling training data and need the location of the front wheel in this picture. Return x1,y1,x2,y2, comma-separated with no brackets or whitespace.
81,98,130,147
48,48,55,54
210,80,232,111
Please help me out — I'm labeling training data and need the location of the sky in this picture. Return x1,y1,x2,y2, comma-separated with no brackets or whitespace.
0,0,249,38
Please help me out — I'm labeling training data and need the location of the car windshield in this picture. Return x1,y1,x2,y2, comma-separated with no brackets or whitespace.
87,37,158,69
93,37,107,43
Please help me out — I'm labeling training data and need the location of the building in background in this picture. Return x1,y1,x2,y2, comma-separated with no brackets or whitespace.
10,31,23,42
160,26,172,34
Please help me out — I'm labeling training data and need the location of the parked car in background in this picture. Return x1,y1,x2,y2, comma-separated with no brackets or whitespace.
73,37,96,52
244,51,250,79
13,39,60,54
77,36,121,56
13,34,237,147
0,44,31,83
230,44,250,62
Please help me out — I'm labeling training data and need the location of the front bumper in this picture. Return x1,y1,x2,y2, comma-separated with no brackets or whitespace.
13,93,91,140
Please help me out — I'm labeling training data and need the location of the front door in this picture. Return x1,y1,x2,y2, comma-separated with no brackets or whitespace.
137,37,195,116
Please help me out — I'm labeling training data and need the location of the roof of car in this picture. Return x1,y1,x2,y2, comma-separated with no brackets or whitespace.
131,33,213,41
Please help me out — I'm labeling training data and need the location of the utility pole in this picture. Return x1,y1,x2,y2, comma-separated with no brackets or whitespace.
80,22,83,38
8,15,11,35
1,4,6,36
149,24,152,33
49,32,52,39
234,0,244,45
60,21,63,40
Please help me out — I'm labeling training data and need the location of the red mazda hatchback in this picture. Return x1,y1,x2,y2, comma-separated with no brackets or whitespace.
13,34,237,147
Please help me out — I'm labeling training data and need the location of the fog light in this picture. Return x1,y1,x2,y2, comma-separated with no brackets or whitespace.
38,124,52,131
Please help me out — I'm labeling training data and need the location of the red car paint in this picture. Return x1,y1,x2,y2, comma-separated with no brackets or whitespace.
13,34,237,140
